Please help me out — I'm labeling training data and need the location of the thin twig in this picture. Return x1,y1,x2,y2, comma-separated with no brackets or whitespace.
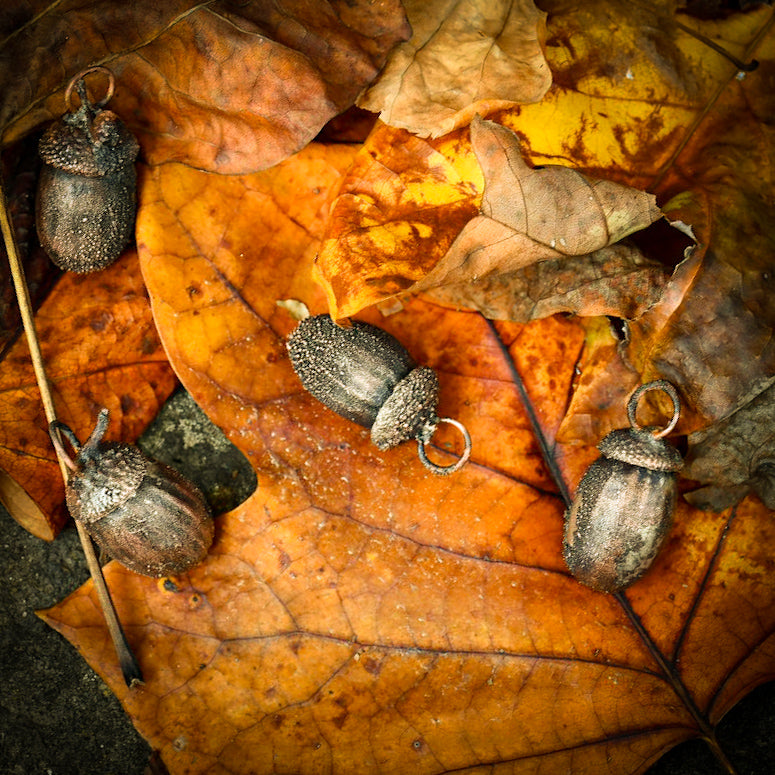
0,178,142,687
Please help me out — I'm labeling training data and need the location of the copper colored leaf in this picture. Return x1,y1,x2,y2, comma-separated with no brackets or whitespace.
0,253,177,539
357,0,552,137
0,1,409,173
38,157,775,774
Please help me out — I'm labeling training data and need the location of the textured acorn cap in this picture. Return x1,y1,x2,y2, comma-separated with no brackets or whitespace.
598,428,683,472
287,314,416,428
371,366,439,450
66,442,147,525
39,107,139,177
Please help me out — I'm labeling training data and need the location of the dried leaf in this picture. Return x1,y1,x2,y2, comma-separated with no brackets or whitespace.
426,243,669,324
315,114,666,320
314,123,483,320
411,116,665,298
358,0,551,137
683,379,775,511
318,0,775,334
0,1,409,173
0,253,177,539
37,158,775,774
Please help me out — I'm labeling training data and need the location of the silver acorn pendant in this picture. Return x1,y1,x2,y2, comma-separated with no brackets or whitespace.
36,66,139,273
563,380,683,593
287,313,472,475
50,409,214,578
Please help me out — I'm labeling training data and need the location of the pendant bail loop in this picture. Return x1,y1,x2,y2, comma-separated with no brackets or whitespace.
417,416,472,476
627,379,681,439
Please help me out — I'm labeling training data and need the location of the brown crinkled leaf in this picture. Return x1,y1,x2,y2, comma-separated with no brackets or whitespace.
475,117,662,253
683,379,775,512
36,154,775,774
426,242,670,321
0,252,177,539
0,0,409,173
358,0,551,138
411,116,666,302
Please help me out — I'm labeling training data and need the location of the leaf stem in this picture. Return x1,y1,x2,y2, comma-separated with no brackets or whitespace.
484,318,572,506
614,591,738,775
486,317,739,773
0,179,143,688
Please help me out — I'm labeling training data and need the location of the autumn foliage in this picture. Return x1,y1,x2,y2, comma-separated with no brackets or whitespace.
1,1,775,774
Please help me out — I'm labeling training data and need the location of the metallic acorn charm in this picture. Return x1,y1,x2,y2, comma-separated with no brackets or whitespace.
287,313,471,475
36,66,140,273
50,409,214,578
563,380,683,593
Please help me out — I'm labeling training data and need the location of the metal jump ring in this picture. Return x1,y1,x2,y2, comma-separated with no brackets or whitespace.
65,66,115,112
627,379,681,439
417,417,472,476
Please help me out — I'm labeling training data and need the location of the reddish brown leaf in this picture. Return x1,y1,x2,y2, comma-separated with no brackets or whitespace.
358,0,551,137
0,1,409,173
0,252,177,539
36,156,775,774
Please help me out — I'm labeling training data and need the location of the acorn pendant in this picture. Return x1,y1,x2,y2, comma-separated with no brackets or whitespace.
287,313,471,475
563,380,683,593
50,409,214,578
36,66,139,273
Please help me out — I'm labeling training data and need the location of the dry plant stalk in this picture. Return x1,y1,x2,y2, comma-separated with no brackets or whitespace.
0,178,143,687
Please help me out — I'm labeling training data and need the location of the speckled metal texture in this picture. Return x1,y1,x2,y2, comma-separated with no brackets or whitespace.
36,98,139,273
598,428,683,472
371,366,439,449
563,457,678,593
65,442,146,524
66,442,214,578
287,314,417,429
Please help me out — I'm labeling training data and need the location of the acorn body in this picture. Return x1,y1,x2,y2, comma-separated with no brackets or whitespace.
36,68,139,272
287,314,440,450
563,382,683,593
52,411,213,578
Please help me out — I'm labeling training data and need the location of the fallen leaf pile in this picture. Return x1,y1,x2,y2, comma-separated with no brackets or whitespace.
0,0,773,773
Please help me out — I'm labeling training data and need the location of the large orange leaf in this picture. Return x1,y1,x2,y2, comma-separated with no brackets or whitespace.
39,154,775,774
0,252,176,539
0,0,409,173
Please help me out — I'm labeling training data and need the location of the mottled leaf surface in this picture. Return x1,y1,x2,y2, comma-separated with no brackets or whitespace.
38,156,775,775
0,253,176,539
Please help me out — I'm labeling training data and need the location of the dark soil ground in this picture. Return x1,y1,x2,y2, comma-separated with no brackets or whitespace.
1,390,773,775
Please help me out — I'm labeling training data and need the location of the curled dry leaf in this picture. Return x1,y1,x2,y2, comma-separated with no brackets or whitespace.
0,0,409,173
37,153,775,775
315,115,667,321
0,253,177,539
358,0,552,137
412,116,665,300
684,379,775,511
